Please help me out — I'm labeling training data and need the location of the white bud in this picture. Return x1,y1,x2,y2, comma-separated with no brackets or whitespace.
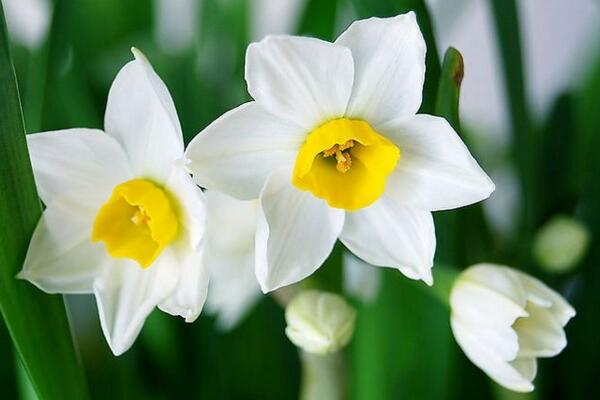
285,290,356,355
450,264,575,392
533,215,590,273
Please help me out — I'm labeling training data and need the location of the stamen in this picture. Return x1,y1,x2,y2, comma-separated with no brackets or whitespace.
322,145,339,158
335,150,352,173
131,207,150,225
323,140,355,173
338,140,354,151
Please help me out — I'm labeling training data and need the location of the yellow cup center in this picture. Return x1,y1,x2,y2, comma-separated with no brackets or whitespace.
92,179,179,268
292,118,400,211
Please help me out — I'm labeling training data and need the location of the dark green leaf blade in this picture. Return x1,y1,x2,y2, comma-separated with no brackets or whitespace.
0,4,88,400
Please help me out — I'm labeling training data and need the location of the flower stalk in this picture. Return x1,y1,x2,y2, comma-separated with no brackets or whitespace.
299,352,346,400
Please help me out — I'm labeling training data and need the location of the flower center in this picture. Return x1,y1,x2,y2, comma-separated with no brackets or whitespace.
292,118,400,211
92,179,179,268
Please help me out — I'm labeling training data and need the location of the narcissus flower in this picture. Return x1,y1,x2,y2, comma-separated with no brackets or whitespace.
203,190,261,330
186,12,494,292
18,48,208,355
450,264,575,392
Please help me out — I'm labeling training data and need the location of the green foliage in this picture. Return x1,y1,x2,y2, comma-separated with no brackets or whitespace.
1,0,599,399
0,5,88,400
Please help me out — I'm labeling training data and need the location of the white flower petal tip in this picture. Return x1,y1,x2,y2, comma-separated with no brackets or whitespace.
381,115,495,211
255,168,345,293
340,197,435,284
285,290,357,355
421,269,434,286
130,46,145,60
450,263,575,392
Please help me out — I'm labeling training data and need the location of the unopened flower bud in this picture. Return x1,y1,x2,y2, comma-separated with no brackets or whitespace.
533,215,590,273
285,290,356,355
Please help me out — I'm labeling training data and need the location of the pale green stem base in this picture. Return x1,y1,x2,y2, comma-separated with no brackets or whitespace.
300,352,346,400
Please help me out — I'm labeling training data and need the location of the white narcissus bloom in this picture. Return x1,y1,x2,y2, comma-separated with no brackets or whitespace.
203,190,262,330
450,263,576,392
18,48,209,356
186,12,494,292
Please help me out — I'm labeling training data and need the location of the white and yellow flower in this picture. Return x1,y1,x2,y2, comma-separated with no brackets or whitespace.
186,12,494,292
450,263,575,392
18,48,208,355
203,190,261,330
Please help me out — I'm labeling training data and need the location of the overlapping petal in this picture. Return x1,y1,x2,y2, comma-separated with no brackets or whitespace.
18,195,107,294
186,102,305,199
255,168,344,292
335,12,426,125
340,196,435,284
380,114,495,211
451,317,535,392
246,35,354,130
27,128,131,208
94,250,179,356
204,191,261,329
159,246,209,323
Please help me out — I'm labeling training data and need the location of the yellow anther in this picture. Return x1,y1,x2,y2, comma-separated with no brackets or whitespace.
131,207,151,226
334,150,352,173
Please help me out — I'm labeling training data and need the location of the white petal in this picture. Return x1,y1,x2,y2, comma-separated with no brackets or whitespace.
451,317,535,392
165,165,206,249
27,128,131,208
255,168,344,292
185,101,305,199
94,250,178,355
105,48,184,181
335,12,426,125
450,280,528,329
513,270,576,326
159,245,209,323
379,114,495,211
206,251,261,330
461,264,529,310
204,191,261,330
339,196,435,284
245,35,354,130
515,303,567,358
18,196,107,294
509,357,538,383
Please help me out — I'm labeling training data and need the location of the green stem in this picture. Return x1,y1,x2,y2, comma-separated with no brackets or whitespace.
300,352,346,400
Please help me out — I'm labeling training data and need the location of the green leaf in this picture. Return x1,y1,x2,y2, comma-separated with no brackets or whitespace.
297,0,339,40
350,0,441,113
349,270,459,400
488,0,535,266
0,5,88,400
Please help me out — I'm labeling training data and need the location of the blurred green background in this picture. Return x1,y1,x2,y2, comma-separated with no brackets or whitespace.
1,0,599,399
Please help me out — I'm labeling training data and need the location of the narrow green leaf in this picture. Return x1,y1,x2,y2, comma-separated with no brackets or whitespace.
350,0,441,113
0,5,88,400
488,0,535,266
